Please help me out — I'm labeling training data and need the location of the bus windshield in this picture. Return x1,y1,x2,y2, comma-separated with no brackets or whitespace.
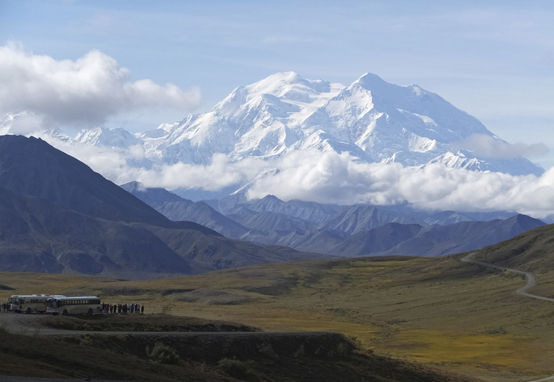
47,299,61,308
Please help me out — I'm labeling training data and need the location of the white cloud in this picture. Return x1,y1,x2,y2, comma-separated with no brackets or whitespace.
455,134,549,159
0,42,201,128
246,150,554,218
35,135,554,219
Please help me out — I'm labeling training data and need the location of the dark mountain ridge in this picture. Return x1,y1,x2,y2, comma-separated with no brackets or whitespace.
0,136,327,278
125,183,546,259
0,186,193,278
0,136,171,227
338,214,546,258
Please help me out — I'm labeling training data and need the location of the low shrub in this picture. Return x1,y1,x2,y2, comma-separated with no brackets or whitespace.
217,358,251,379
146,342,181,365
483,326,508,335
294,344,305,358
258,342,278,359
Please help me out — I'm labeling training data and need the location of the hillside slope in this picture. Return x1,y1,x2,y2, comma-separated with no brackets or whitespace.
473,222,554,273
0,136,171,227
0,187,193,278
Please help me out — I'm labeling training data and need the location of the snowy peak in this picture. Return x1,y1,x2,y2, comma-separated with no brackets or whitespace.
75,126,142,149
0,111,71,141
345,72,490,142
354,72,391,93
253,72,339,102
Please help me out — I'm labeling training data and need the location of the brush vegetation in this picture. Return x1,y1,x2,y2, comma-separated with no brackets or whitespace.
0,327,476,382
2,240,554,381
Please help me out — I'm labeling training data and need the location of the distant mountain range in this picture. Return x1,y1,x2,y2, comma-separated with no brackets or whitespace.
123,182,546,258
0,136,326,279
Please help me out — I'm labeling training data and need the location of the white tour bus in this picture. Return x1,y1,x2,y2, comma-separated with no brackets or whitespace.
9,294,65,314
46,296,102,316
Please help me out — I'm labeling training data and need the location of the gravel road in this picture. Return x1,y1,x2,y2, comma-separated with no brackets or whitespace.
461,252,554,382
461,252,554,303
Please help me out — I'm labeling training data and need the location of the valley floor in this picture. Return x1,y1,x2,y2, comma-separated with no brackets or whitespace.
2,254,554,381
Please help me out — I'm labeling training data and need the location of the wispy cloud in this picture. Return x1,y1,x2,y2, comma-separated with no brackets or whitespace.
454,134,549,159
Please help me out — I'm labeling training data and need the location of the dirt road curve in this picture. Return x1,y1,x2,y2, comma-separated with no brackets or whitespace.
528,377,554,382
461,252,554,303
461,252,554,382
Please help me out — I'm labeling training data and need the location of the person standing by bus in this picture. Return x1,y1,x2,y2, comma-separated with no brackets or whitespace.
141,305,144,314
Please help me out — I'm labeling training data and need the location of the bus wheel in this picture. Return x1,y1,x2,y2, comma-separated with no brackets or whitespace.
26,308,32,314
87,308,93,315
62,309,68,316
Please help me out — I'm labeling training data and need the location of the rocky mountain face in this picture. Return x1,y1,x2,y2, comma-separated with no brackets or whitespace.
126,183,545,258
120,182,250,239
0,136,327,279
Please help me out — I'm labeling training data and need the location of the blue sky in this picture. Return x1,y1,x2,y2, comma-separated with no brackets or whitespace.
1,0,554,167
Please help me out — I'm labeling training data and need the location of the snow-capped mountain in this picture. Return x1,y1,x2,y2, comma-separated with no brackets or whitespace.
0,112,71,142
3,72,544,177
75,126,142,149
109,71,539,176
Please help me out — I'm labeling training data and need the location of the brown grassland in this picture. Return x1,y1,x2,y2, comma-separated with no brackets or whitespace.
2,253,554,381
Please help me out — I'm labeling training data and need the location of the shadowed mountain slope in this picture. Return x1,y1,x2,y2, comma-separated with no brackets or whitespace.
0,136,328,278
0,187,193,278
121,182,250,238
335,214,545,257
323,205,420,235
0,136,171,227
128,183,543,259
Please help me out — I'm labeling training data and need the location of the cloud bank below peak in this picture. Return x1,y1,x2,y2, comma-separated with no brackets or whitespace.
0,43,201,129
38,136,554,219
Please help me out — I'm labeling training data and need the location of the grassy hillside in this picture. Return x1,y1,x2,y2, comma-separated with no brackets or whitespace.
2,250,554,381
475,223,554,273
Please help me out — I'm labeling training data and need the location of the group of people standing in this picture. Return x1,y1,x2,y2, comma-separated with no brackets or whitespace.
1,303,9,312
101,303,144,315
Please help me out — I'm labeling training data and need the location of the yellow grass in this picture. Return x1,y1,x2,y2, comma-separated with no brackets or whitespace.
2,255,554,381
